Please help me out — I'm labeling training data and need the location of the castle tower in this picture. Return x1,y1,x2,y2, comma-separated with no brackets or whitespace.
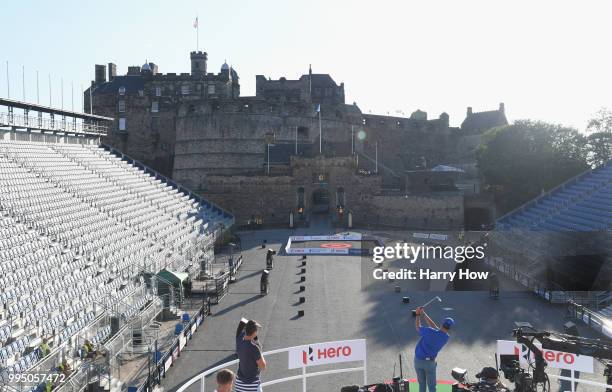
190,51,208,76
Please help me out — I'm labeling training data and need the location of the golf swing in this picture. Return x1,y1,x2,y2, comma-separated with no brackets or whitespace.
412,296,454,392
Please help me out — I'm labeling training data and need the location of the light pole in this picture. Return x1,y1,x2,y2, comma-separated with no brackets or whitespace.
375,142,378,174
267,143,275,174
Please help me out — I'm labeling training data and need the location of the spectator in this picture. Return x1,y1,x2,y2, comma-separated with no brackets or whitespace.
39,338,51,357
183,277,193,298
57,359,72,377
235,320,266,392
214,369,235,392
81,339,95,358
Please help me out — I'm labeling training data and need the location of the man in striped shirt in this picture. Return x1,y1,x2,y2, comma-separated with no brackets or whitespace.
235,320,266,391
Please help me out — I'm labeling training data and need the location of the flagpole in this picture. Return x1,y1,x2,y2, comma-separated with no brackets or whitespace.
196,15,199,51
319,109,322,154
295,125,298,155
6,61,9,99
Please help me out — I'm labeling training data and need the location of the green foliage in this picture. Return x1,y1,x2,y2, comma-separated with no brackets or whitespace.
586,108,612,166
477,120,588,214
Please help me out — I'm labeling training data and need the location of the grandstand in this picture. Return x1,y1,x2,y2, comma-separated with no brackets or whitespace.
496,161,612,231
490,161,611,309
0,134,233,392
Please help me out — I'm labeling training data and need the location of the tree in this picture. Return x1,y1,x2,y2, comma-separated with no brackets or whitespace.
586,108,612,167
477,120,588,214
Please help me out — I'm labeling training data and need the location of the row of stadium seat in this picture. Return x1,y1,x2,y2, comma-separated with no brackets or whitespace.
497,162,612,231
0,139,229,379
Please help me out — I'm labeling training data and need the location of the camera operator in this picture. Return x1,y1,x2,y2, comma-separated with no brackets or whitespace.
414,306,454,392
471,367,509,392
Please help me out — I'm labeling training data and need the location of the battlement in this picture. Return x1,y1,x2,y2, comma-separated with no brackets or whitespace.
256,70,345,105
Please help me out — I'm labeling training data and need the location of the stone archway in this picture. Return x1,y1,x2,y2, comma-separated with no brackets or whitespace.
311,187,330,213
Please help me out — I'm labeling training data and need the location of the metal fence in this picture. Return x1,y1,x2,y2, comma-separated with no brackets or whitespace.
136,300,211,392
567,301,612,339
0,113,107,136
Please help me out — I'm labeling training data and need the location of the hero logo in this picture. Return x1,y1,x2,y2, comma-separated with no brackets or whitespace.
302,345,352,365
515,345,575,365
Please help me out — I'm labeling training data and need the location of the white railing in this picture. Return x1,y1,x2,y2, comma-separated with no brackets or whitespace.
0,112,107,135
548,373,612,392
176,344,367,392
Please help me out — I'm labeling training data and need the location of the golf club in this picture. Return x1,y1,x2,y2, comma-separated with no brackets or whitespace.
412,296,442,316
422,296,442,308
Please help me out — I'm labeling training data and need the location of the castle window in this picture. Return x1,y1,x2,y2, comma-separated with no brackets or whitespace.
155,87,162,97
207,85,215,95
181,85,190,95
118,100,126,113
118,86,126,95
118,118,126,131
297,126,309,138
151,101,159,113
138,90,144,97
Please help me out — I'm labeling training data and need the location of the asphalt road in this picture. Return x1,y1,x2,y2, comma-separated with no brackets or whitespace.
161,225,609,392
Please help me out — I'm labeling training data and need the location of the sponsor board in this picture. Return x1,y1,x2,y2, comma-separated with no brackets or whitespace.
496,340,593,373
164,357,172,372
288,339,366,369
289,234,362,242
286,247,350,255
429,233,448,241
413,233,448,241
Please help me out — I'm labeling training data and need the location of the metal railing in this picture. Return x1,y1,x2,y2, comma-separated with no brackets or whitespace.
567,301,612,339
484,257,570,303
176,343,367,392
0,112,107,136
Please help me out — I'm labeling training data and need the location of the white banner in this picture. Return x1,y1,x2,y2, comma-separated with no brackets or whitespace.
288,339,366,369
496,340,594,373
289,234,362,242
286,247,350,255
413,233,448,241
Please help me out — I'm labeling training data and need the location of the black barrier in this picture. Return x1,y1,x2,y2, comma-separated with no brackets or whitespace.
209,272,230,304
136,298,211,392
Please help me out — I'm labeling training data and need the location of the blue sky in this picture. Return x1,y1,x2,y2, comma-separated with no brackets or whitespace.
1,0,611,129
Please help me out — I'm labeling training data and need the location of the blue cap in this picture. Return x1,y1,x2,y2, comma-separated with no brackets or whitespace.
442,317,455,329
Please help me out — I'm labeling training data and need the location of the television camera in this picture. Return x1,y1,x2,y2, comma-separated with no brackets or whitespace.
451,326,612,392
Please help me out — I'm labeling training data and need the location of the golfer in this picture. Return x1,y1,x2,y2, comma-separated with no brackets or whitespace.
414,306,454,392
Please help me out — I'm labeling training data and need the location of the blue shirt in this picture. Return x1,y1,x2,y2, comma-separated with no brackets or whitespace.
415,327,449,360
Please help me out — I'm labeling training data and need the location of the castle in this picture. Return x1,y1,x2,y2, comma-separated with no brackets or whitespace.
86,51,507,228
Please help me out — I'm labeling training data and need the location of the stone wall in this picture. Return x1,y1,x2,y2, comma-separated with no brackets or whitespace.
353,194,464,230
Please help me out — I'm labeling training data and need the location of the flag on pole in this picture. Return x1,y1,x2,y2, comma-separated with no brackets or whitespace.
193,17,198,28
315,104,320,113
